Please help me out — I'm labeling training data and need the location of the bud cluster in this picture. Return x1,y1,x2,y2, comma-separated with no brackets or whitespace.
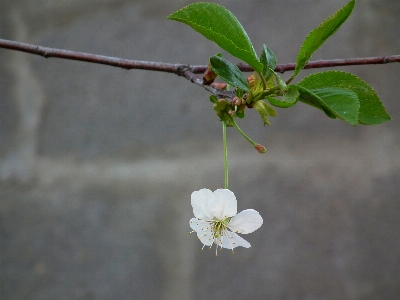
208,72,267,154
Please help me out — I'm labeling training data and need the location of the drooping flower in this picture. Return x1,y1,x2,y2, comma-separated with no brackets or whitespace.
189,188,263,255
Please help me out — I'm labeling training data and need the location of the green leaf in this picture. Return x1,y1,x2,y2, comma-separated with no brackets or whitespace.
168,2,262,72
210,55,250,92
260,45,277,80
294,85,337,118
236,111,245,118
253,100,276,126
235,88,245,98
294,85,360,125
298,71,391,124
267,85,299,108
273,72,288,91
312,87,360,125
264,103,277,117
293,0,355,78
209,95,218,103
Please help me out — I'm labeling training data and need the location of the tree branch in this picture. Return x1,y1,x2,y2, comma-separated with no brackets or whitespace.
1,38,399,82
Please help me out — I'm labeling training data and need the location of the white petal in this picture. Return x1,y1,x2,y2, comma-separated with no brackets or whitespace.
208,189,237,220
228,209,263,234
191,189,214,219
216,230,251,249
189,218,214,246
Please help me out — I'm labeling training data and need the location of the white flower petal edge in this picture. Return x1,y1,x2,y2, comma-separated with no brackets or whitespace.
216,231,251,249
189,188,263,255
209,189,237,220
228,209,263,234
191,189,214,220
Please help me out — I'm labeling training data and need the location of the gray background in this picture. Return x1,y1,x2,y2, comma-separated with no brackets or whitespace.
1,0,400,299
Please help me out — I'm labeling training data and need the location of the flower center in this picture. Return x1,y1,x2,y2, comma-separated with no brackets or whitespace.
212,221,225,238
212,217,230,238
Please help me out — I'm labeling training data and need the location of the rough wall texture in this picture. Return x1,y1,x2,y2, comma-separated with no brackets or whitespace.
1,1,400,300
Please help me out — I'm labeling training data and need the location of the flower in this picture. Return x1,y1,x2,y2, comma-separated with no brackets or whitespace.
189,188,263,255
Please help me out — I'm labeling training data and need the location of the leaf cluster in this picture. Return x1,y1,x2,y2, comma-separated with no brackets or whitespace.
168,0,390,126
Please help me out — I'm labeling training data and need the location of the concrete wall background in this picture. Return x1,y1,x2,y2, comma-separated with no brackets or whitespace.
1,0,399,299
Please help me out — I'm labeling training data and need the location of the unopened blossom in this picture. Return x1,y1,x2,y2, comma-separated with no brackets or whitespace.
189,188,263,255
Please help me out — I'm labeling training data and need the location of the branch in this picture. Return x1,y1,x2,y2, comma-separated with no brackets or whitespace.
273,57,400,73
0,39,184,74
1,38,399,80
192,56,400,74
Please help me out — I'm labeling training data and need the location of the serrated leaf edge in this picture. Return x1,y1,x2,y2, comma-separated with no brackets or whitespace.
298,70,391,124
293,0,355,77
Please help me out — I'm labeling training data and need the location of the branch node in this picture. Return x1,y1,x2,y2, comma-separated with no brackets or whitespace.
384,56,390,64
176,64,191,75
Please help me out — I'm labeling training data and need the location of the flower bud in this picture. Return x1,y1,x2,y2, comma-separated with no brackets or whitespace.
218,98,228,105
202,64,217,85
211,82,227,90
255,144,266,154
247,75,255,88
231,96,241,106
213,98,227,113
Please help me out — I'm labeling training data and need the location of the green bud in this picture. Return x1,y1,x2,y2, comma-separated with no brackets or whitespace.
213,98,228,112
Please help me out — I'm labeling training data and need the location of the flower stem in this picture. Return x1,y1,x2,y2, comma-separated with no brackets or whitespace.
229,117,257,147
222,119,229,189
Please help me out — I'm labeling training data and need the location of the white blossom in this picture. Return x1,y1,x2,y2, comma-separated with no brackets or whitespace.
189,188,263,255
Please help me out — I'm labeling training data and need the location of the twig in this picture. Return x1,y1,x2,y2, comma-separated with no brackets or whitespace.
275,57,400,73
1,38,399,79
0,39,183,73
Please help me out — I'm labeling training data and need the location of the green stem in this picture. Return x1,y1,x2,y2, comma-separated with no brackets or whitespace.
256,71,267,90
286,75,294,85
230,116,257,147
222,119,229,189
253,86,281,101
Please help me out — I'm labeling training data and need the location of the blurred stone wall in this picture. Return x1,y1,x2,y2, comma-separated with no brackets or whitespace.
1,0,400,299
